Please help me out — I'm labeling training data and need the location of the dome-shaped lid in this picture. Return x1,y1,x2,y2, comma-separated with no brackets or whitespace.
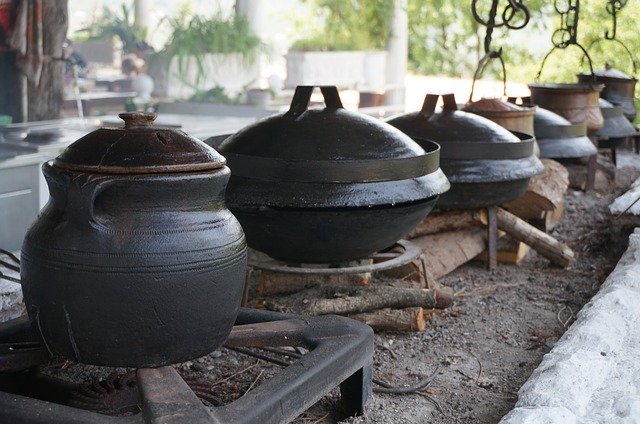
599,98,614,108
584,63,635,80
595,98,637,139
463,98,529,113
534,107,573,128
219,86,438,184
221,86,424,161
387,93,521,144
54,112,226,174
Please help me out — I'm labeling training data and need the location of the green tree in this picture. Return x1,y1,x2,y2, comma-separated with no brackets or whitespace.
407,0,640,84
291,0,395,51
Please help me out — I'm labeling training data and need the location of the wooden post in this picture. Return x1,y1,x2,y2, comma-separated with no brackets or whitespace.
585,153,597,192
495,208,574,267
487,206,498,270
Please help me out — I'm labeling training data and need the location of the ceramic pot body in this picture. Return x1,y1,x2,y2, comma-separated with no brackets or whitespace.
20,113,247,367
578,72,637,121
220,86,449,263
528,83,604,132
387,94,543,211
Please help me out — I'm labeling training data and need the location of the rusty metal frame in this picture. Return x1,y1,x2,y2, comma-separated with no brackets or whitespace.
248,239,423,276
0,309,374,424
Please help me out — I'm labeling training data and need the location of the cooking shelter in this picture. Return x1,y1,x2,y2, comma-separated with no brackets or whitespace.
2,0,640,423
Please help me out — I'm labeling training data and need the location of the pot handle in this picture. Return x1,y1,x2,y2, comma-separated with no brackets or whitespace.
420,93,458,117
65,174,119,228
286,85,344,118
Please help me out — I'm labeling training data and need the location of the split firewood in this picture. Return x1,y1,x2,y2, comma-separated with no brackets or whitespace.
258,270,370,296
348,307,435,332
502,159,569,220
413,227,496,281
495,208,574,267
263,285,453,316
407,209,487,239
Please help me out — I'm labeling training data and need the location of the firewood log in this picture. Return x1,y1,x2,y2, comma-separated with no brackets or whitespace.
263,285,453,316
349,307,434,332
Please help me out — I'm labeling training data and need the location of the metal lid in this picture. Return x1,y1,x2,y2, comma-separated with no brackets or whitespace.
463,98,535,116
534,108,597,159
593,99,637,140
528,82,605,94
387,93,521,144
578,65,636,81
219,86,435,183
53,112,226,174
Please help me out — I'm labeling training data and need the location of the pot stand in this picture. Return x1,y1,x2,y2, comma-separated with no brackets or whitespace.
0,309,374,424
246,239,459,289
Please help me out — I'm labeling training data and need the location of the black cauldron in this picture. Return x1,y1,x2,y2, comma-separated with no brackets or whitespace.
534,107,597,159
21,112,247,367
218,86,449,263
387,93,543,210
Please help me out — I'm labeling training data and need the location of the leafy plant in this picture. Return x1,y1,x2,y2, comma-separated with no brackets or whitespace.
188,86,235,104
78,3,146,53
291,0,394,51
160,6,264,87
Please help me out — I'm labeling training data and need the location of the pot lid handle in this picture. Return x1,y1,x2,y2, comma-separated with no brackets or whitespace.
286,86,344,117
119,111,157,128
420,93,458,117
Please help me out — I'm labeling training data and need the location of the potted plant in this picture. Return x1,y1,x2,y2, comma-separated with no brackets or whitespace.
154,8,265,99
285,0,392,91
78,4,146,53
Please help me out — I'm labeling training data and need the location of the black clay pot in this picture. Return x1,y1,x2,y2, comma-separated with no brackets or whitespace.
218,86,449,263
534,107,597,159
578,66,637,121
21,112,247,367
387,93,543,210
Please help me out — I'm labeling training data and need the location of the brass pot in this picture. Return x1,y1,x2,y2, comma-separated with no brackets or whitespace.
528,83,604,132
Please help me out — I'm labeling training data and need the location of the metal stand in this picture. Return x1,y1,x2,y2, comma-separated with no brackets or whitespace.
0,309,374,424
486,207,498,270
248,239,424,276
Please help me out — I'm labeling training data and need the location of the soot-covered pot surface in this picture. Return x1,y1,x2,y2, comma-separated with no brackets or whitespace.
218,86,449,263
21,112,247,367
387,93,543,210
534,107,597,159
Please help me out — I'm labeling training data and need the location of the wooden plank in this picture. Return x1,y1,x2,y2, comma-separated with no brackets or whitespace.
406,209,487,239
413,227,491,281
502,158,569,219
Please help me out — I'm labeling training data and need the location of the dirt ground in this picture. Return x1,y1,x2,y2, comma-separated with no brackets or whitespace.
43,152,640,424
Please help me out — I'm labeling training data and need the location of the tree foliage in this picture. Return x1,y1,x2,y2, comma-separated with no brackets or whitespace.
291,0,395,51
408,0,640,84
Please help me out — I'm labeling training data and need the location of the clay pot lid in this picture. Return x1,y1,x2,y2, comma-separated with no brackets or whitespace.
534,107,573,127
582,63,635,80
53,112,226,174
387,93,522,144
219,86,425,162
528,82,604,93
463,98,529,113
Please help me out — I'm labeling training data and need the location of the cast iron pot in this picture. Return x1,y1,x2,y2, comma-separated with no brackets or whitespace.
593,98,637,141
578,66,637,121
528,83,605,132
534,107,597,159
20,112,247,367
387,93,543,210
463,97,539,156
218,86,449,263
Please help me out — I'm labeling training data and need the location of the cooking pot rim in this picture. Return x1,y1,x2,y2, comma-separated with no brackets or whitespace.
224,139,442,184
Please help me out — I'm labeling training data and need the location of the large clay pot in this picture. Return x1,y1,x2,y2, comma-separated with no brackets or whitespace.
578,66,637,121
534,107,597,159
528,83,604,132
219,86,449,263
387,93,543,210
21,112,247,367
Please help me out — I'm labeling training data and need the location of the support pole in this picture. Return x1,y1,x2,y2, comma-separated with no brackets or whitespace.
385,0,408,108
